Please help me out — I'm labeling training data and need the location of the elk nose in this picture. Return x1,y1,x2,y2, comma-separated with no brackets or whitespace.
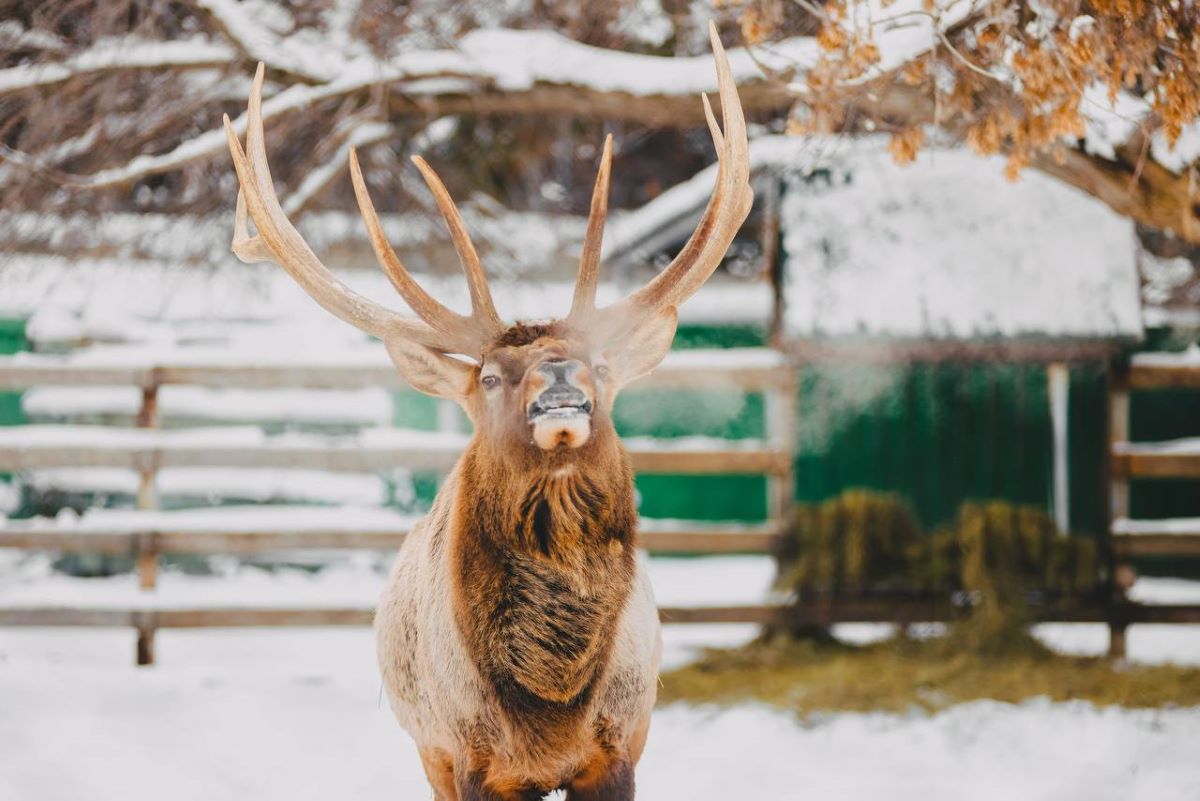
538,359,579,386
529,359,592,418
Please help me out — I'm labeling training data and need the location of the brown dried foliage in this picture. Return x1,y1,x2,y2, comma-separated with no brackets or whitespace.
788,0,1200,181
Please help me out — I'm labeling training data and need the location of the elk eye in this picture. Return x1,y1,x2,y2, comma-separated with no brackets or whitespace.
481,374,501,390
593,364,610,379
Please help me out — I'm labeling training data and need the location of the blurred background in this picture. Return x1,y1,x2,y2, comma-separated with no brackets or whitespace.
1,1,1199,799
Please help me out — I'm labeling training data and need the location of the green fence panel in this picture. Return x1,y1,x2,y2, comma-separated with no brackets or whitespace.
794,362,1107,535
0,318,26,516
0,318,26,426
1129,386,1200,521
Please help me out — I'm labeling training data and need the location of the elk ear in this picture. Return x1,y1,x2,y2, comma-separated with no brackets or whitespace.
604,306,679,390
383,337,475,401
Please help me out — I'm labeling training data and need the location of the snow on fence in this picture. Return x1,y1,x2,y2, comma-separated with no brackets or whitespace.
0,346,797,664
5,345,1200,665
1106,347,1200,657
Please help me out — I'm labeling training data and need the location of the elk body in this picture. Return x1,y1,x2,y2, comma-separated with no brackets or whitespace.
223,24,750,801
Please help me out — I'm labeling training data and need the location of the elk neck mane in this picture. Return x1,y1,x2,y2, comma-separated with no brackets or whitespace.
447,325,640,724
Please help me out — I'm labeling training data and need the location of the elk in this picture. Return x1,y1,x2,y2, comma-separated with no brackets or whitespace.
223,23,750,801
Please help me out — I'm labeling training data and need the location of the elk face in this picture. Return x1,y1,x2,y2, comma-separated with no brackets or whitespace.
223,23,750,459
484,333,600,452
468,311,677,457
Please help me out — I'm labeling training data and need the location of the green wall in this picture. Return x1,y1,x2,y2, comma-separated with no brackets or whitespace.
0,318,25,426
0,318,26,505
793,362,1108,534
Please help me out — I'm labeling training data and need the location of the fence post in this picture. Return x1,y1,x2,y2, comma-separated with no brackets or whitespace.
135,377,160,665
1047,363,1070,535
1106,363,1130,659
134,611,156,666
764,363,797,532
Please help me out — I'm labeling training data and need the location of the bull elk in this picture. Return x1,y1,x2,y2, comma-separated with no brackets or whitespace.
223,22,750,801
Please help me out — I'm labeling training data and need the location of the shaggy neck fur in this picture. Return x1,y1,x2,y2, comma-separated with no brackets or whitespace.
450,436,638,727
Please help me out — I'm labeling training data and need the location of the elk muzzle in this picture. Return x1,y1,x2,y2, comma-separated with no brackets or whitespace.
527,359,593,450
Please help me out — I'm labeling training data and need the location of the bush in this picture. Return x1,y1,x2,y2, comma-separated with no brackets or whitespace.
775,491,1100,654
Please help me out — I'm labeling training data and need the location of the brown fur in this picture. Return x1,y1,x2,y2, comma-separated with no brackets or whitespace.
375,321,667,800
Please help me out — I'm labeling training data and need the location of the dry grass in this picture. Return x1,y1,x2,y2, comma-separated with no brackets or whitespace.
659,635,1200,716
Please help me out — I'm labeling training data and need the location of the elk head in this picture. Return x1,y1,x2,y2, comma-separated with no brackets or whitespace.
223,23,751,464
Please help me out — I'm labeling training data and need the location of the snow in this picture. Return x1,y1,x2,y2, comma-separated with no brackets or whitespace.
447,28,815,95
1132,344,1200,368
0,37,234,94
0,423,471,460
604,135,827,265
66,25,808,189
778,139,1142,341
23,467,388,506
1113,437,1200,456
620,434,769,452
0,560,1198,799
24,386,394,426
1080,85,1147,162
0,208,583,268
0,254,770,348
605,134,1142,341
838,0,976,78
194,0,334,82
82,69,386,189
0,20,66,52
0,504,421,535
1,619,1195,801
281,121,396,216
1113,517,1200,536
1139,252,1196,306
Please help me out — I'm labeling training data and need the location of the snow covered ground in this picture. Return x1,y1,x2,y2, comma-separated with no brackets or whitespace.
2,556,1199,800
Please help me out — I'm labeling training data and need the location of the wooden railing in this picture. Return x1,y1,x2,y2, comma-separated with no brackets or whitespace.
0,346,796,664
1107,349,1200,657
6,345,1199,665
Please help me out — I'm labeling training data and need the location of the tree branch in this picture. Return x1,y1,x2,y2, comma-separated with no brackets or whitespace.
282,120,394,216
193,0,337,83
0,38,234,96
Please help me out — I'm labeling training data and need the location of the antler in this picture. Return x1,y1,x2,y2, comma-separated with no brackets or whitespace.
223,63,503,358
567,21,753,341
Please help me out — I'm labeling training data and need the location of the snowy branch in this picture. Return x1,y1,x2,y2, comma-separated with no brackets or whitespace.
73,31,802,189
0,20,67,52
282,121,395,216
193,0,339,83
78,72,384,188
0,38,235,96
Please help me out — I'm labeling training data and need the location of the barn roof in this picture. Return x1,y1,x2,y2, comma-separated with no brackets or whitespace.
605,136,1144,351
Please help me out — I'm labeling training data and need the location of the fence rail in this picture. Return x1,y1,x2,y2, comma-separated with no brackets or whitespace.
1106,351,1200,658
0,347,798,664
5,347,1200,665
0,520,782,555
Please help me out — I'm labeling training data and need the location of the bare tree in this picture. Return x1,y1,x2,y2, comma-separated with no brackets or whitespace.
3,0,1200,261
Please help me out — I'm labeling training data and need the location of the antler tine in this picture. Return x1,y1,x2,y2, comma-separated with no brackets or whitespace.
410,156,505,340
223,64,445,350
595,22,752,339
568,134,613,324
347,148,482,354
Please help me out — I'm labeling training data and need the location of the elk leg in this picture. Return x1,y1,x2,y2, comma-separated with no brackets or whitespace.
454,769,540,801
566,759,634,801
419,749,457,801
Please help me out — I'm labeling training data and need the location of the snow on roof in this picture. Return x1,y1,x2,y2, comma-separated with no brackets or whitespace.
779,140,1142,342
1132,344,1200,368
0,253,771,349
606,134,1143,343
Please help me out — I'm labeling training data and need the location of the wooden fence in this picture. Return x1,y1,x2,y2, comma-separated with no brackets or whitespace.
1107,350,1200,657
3,347,1199,664
0,347,796,664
